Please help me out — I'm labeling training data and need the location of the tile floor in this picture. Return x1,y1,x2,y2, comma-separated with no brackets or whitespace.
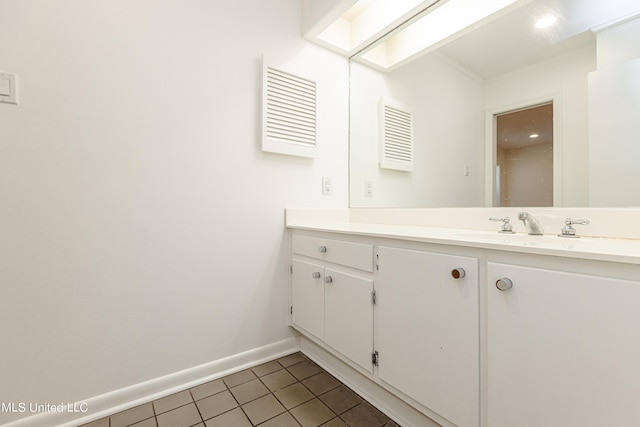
79,352,400,427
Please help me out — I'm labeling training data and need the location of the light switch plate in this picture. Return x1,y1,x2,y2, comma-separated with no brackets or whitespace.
365,181,373,198
0,72,17,104
322,176,332,195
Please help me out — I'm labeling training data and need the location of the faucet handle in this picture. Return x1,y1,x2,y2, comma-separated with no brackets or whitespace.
558,218,590,238
566,218,590,226
489,217,514,234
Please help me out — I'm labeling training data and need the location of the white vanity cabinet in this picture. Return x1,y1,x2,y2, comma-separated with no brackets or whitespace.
291,233,375,372
287,214,640,427
377,246,480,427
487,263,640,427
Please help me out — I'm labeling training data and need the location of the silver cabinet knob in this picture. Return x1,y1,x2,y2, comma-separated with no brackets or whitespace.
496,278,513,291
324,276,333,284
311,272,321,279
318,246,327,253
451,268,466,279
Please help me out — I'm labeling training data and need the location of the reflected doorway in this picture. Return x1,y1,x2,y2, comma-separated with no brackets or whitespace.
495,102,553,207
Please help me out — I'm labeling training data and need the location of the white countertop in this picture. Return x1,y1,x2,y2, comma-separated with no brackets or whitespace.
285,209,640,265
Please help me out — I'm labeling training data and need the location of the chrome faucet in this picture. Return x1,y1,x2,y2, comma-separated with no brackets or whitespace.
518,212,544,235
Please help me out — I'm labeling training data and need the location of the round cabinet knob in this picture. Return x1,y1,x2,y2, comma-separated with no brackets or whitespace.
324,276,333,284
311,272,321,279
318,246,327,253
451,268,466,279
496,277,513,291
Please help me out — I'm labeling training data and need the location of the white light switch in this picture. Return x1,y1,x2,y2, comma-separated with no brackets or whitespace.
0,72,17,104
322,176,332,195
365,181,373,198
0,77,10,96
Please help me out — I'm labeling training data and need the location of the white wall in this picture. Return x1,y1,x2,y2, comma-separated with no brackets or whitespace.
589,16,640,206
350,55,485,207
0,0,349,424
595,16,640,68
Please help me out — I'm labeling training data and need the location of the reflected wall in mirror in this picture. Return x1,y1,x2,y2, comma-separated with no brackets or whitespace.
496,102,554,207
349,0,640,208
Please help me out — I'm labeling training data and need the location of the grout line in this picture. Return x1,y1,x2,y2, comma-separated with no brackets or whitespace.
187,388,205,426
96,352,394,427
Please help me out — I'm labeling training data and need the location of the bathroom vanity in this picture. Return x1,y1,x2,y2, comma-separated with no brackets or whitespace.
286,208,640,427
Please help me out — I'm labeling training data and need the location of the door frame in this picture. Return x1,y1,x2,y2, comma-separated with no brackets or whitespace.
484,93,563,207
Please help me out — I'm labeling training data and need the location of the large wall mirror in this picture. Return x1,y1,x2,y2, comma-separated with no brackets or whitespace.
349,0,640,208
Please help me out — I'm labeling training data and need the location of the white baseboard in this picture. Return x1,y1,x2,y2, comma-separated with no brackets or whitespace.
2,337,298,427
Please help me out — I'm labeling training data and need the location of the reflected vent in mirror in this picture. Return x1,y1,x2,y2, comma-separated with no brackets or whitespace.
262,60,318,158
379,98,413,171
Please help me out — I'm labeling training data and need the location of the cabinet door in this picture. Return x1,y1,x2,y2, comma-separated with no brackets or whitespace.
377,246,479,427
291,258,325,340
487,263,640,427
325,268,374,373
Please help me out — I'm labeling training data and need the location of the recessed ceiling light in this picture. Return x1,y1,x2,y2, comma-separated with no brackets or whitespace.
535,15,556,29
530,133,540,138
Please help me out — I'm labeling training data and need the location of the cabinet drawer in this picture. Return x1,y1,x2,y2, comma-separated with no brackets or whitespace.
292,234,374,272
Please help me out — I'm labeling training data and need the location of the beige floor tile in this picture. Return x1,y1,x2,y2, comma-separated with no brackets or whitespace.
153,390,193,414
322,418,348,427
277,352,306,367
273,382,315,409
286,360,322,381
340,402,389,427
318,385,362,414
290,398,335,427
222,369,257,388
230,378,270,404
321,418,349,427
242,394,285,425
302,372,340,396
204,407,251,427
190,379,227,401
258,411,301,427
79,418,109,427
156,403,202,427
111,403,154,427
196,390,238,420
251,360,283,377
94,353,398,427
261,368,297,392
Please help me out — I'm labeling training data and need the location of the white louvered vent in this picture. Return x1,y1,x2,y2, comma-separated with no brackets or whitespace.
262,62,318,157
379,98,414,171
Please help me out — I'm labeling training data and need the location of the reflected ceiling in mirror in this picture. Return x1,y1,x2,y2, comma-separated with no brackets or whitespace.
353,0,639,75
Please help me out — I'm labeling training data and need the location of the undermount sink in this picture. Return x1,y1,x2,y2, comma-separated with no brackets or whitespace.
469,233,541,242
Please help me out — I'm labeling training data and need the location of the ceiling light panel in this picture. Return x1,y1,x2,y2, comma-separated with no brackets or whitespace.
308,0,435,56
359,0,527,71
